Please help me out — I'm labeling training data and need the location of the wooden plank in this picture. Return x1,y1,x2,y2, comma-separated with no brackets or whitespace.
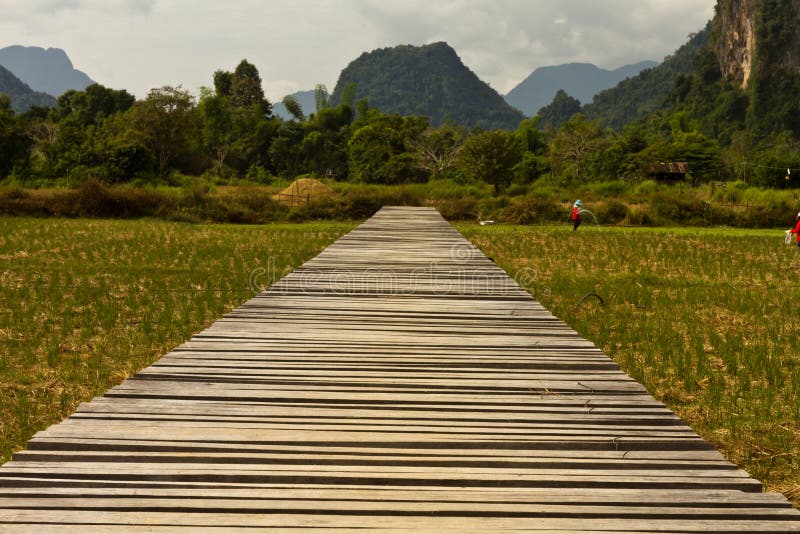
0,206,797,531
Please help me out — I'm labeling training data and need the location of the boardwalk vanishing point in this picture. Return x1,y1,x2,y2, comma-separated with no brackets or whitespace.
0,206,799,532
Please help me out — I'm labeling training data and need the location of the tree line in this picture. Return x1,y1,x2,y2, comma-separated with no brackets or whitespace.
1,59,798,192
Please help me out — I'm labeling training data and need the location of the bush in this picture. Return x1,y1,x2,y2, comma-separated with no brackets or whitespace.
595,200,628,225
500,196,564,225
626,205,655,225
651,192,711,225
591,180,630,197
437,197,478,221
635,179,658,196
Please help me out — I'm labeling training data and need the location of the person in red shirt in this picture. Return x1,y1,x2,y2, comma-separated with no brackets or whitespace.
791,212,800,248
572,200,583,231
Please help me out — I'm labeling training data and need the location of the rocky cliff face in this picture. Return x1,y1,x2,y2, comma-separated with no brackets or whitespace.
715,0,800,88
716,0,756,88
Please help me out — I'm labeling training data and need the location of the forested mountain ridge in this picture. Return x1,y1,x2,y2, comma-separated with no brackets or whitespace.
330,42,524,130
0,64,56,113
582,24,712,130
505,61,657,117
0,46,95,98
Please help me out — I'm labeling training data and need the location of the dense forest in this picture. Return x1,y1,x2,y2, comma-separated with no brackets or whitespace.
1,1,800,193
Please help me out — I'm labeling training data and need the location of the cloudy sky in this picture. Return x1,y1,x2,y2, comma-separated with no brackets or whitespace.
1,0,716,100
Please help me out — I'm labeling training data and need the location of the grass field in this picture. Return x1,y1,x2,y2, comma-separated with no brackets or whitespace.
2,216,799,507
459,223,800,505
0,218,353,462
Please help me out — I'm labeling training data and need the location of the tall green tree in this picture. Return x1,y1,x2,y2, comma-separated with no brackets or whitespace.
128,86,197,176
230,60,271,115
458,130,524,194
198,87,234,175
315,84,330,113
281,95,305,122
548,113,608,183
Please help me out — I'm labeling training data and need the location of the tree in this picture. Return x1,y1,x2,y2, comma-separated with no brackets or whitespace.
537,89,581,130
269,121,305,178
213,70,233,97
0,95,30,178
128,86,196,176
53,84,135,126
281,95,305,122
198,87,234,175
348,112,428,184
458,130,524,194
339,82,357,109
315,84,329,113
548,113,608,183
410,122,466,180
230,60,271,115
515,116,547,154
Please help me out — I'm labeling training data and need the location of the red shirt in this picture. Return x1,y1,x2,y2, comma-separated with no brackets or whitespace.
572,207,581,221
792,219,800,242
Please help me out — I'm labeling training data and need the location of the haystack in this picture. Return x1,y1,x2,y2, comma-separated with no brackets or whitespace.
272,178,336,207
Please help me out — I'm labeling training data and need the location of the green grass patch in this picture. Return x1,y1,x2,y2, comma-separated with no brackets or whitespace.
459,223,800,506
0,217,353,462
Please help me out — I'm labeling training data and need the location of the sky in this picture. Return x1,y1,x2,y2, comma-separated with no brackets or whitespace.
1,0,717,101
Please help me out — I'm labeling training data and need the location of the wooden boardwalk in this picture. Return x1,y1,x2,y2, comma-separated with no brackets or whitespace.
1,206,798,532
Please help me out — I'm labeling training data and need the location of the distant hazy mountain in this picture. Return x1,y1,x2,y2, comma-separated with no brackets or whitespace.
504,61,658,116
331,42,524,130
0,64,56,113
0,45,95,98
272,89,316,120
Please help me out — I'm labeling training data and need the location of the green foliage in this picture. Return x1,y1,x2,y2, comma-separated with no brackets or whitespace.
197,89,234,175
53,84,135,126
537,89,581,130
585,24,712,129
0,96,31,177
347,112,428,184
281,95,305,122
128,86,197,177
410,122,467,180
213,70,233,97
458,130,524,194
1,29,800,201
315,84,329,113
548,114,609,184
0,64,56,113
230,60,271,115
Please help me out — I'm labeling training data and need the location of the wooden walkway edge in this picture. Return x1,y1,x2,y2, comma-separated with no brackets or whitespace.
1,206,798,532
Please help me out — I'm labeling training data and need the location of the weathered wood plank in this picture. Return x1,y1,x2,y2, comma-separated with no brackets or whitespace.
0,206,797,531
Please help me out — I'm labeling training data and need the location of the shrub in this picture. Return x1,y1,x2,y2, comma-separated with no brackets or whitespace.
626,205,655,226
500,196,564,225
635,179,658,196
591,180,630,197
595,200,628,225
437,197,478,221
